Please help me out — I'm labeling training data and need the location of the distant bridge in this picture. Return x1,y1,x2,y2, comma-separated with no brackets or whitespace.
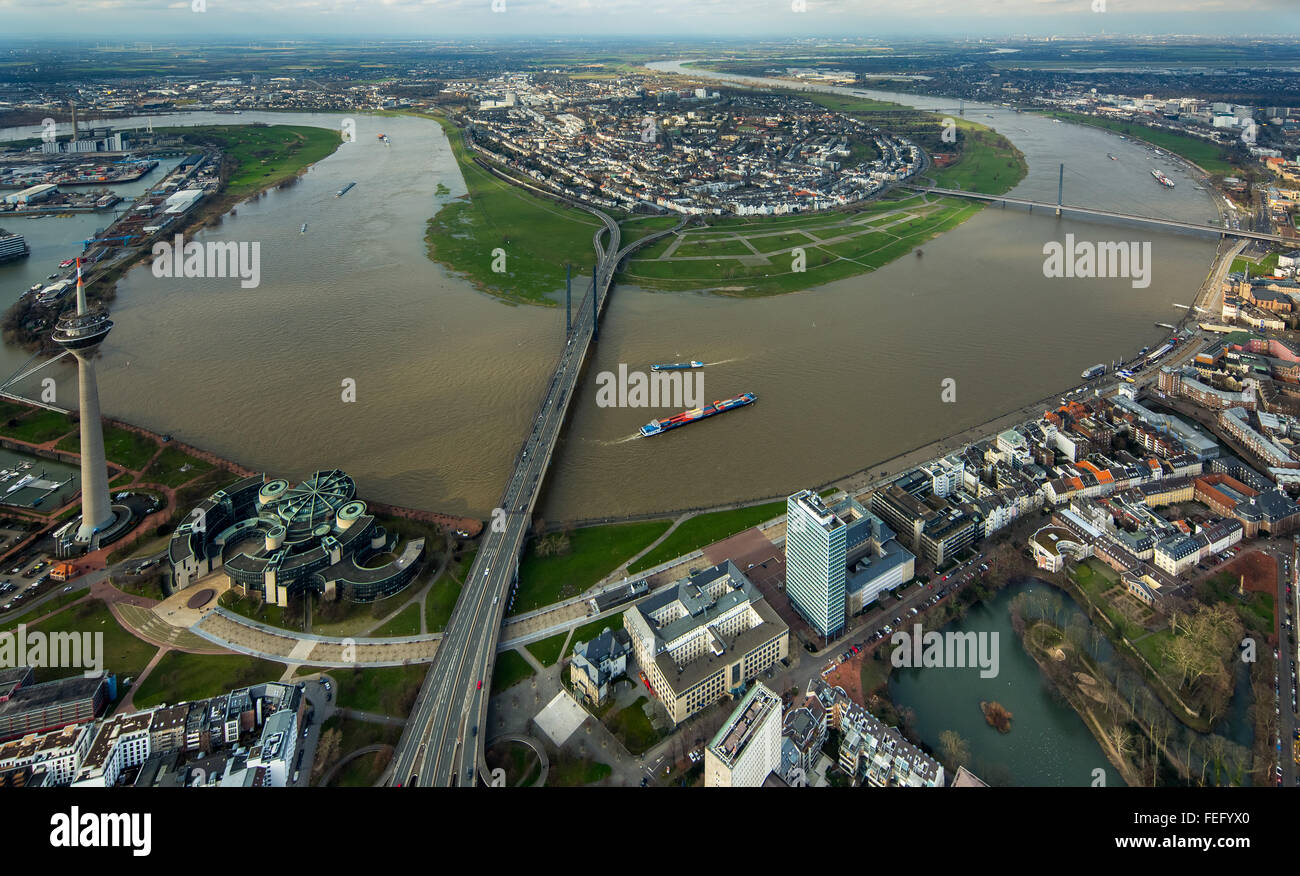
905,184,1293,245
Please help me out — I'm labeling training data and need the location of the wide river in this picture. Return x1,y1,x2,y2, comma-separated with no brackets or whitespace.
0,68,1222,521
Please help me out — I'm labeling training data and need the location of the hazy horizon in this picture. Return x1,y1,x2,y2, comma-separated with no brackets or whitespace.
0,0,1297,40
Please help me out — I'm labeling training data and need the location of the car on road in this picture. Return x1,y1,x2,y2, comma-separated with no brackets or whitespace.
477,679,483,690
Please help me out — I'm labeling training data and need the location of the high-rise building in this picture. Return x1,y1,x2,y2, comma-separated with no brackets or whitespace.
785,490,846,638
51,263,124,550
704,682,783,788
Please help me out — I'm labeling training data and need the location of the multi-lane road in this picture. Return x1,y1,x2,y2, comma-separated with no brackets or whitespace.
388,203,683,787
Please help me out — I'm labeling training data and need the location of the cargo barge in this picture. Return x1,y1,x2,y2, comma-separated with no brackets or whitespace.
650,361,704,371
336,181,356,197
640,392,755,437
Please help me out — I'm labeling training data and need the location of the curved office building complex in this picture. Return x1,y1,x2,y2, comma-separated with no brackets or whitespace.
168,469,425,605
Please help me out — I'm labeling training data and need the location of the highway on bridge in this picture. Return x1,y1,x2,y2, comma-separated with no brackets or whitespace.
905,184,1294,245
388,196,683,787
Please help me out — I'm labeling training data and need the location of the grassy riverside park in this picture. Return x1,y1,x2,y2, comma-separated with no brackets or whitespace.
157,124,344,199
626,500,788,574
423,112,608,305
56,424,156,472
132,650,285,710
513,520,671,614
1,600,157,689
1036,110,1243,176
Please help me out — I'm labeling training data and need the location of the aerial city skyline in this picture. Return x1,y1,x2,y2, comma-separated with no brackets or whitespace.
0,0,1293,858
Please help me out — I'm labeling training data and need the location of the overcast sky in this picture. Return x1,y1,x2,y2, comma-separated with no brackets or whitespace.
0,0,1297,39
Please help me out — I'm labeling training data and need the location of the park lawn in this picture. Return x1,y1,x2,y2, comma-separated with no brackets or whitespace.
58,424,157,471
307,586,418,638
1133,629,1178,672
548,756,613,787
821,230,903,260
219,589,288,630
931,118,1027,195
332,664,428,717
162,124,343,197
0,399,30,422
424,569,463,633
568,616,625,648
423,113,603,305
0,590,87,630
619,214,683,248
1039,111,1241,176
749,229,819,254
1201,572,1275,636
671,237,757,258
1232,252,1280,278
525,632,569,668
513,520,671,614
132,650,284,709
370,603,421,638
141,445,214,487
620,200,978,296
605,695,663,755
1070,560,1146,641
491,649,536,695
17,599,157,691
1,409,74,444
627,501,787,574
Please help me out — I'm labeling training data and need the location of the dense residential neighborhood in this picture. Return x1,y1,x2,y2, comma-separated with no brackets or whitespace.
461,77,922,214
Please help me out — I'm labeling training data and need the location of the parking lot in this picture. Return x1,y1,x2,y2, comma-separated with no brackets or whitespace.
821,553,992,678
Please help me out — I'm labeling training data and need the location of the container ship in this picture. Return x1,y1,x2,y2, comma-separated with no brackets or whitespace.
1081,364,1105,380
640,392,755,437
650,361,704,371
336,181,357,197
1151,169,1175,188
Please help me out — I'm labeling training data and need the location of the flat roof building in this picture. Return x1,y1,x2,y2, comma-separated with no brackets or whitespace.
624,561,788,725
705,682,783,787
0,671,109,742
